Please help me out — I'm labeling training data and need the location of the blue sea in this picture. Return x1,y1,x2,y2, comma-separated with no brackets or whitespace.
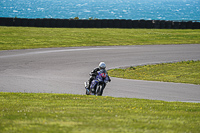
1,0,200,20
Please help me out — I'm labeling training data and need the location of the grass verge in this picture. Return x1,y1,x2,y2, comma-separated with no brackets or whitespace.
1,92,200,133
108,60,200,85
0,26,200,50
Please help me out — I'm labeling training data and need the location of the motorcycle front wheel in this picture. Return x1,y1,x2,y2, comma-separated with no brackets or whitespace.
96,84,105,96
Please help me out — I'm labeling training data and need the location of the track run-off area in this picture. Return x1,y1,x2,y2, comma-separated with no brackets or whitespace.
0,44,200,102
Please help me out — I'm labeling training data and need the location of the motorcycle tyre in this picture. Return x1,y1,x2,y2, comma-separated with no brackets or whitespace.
96,85,103,96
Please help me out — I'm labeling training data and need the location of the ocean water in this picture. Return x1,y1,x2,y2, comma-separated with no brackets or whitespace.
1,0,200,20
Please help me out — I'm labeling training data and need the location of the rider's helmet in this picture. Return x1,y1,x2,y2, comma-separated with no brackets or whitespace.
99,62,106,69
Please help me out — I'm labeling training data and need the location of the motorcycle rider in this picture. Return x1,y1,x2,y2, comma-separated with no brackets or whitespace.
86,62,111,90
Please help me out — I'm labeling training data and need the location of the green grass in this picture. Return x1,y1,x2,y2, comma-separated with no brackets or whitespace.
108,60,200,85
1,92,200,133
0,26,200,50
1,27,200,132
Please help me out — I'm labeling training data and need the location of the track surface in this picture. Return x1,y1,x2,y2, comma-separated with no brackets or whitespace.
0,44,200,102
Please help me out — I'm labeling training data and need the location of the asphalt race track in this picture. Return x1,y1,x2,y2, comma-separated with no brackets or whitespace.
0,44,200,102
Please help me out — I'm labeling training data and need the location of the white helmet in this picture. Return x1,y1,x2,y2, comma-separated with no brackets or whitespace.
99,62,106,69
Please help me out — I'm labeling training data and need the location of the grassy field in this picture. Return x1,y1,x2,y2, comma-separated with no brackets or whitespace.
108,60,200,85
0,26,200,50
1,92,200,133
1,27,200,132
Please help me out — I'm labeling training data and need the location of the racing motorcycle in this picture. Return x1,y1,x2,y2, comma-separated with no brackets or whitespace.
84,70,109,96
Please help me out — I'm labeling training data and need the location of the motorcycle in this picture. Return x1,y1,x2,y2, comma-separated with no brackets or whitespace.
84,70,109,96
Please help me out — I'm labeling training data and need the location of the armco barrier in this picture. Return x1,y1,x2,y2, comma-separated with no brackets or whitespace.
0,17,199,29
